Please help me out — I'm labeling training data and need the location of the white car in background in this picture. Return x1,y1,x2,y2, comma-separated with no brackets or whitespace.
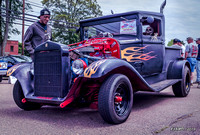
0,61,8,82
0,55,32,84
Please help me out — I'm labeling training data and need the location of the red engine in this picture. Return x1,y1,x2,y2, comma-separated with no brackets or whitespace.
69,38,121,58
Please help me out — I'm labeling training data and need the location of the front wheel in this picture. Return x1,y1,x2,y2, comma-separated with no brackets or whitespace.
98,74,133,124
13,81,42,110
172,66,191,97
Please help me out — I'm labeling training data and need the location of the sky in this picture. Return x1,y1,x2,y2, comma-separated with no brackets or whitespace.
11,0,200,45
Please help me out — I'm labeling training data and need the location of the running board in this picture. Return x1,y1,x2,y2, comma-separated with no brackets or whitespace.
150,79,181,92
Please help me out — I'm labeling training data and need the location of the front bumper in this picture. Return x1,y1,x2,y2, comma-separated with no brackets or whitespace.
0,69,7,75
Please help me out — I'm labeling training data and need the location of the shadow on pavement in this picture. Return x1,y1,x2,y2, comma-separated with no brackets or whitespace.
133,91,175,110
1,89,176,128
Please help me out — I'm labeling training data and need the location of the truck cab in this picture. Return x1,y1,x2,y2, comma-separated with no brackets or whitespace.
79,11,166,82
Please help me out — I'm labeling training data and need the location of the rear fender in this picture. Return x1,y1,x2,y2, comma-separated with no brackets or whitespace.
83,59,151,91
7,63,33,96
167,60,191,79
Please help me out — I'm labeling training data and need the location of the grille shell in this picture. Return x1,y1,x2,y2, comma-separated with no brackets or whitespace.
34,42,70,98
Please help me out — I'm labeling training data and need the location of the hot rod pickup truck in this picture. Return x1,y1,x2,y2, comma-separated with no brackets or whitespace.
8,0,191,124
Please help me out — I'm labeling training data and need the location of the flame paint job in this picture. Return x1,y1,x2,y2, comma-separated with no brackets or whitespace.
121,46,157,62
84,59,107,78
6,64,21,76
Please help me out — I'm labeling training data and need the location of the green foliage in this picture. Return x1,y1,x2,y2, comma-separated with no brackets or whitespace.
42,0,103,45
167,39,173,46
18,42,30,56
0,0,32,55
0,0,32,38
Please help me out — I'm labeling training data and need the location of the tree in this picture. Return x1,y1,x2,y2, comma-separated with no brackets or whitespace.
2,0,10,56
167,39,173,46
18,42,29,56
41,0,102,45
0,0,31,56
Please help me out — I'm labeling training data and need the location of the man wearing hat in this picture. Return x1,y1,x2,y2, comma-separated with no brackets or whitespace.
195,38,200,88
185,37,198,85
171,38,185,58
24,8,52,59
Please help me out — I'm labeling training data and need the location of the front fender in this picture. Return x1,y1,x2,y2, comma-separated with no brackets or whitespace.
7,63,33,96
83,59,151,91
83,59,136,78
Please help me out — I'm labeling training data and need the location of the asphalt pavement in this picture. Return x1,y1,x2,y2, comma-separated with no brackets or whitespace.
0,79,200,135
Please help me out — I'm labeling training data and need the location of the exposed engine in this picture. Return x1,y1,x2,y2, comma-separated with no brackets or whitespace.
69,37,121,82
68,37,120,60
68,37,121,104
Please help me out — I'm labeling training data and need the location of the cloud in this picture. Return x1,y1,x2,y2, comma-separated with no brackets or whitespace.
97,0,200,43
98,0,162,15
11,0,200,44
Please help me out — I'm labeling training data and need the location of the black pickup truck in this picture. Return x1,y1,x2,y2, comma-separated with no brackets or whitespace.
8,0,191,124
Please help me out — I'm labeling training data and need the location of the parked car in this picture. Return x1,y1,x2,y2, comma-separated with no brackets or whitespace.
0,61,8,82
0,55,32,68
8,0,191,124
0,55,32,83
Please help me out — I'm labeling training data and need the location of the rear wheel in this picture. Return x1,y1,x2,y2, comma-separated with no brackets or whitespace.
172,66,191,97
13,81,42,110
98,74,133,124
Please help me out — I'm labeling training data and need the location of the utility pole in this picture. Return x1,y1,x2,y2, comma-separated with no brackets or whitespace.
2,0,10,56
21,0,25,55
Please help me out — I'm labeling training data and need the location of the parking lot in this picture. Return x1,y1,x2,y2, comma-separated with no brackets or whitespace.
0,79,200,135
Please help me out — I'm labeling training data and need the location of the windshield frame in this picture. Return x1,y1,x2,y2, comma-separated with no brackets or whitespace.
80,14,139,41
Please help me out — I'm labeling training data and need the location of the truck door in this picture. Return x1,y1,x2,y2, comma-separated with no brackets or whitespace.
141,16,164,76
141,42,164,76
120,40,163,75
120,41,144,74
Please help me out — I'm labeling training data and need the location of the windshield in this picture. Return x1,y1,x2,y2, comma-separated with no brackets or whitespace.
12,56,32,63
83,19,137,41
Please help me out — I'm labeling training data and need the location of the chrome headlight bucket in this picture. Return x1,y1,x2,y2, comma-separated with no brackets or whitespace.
30,62,34,75
72,59,87,75
0,62,8,69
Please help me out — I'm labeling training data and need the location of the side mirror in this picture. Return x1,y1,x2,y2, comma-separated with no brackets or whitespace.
140,16,154,24
147,16,154,24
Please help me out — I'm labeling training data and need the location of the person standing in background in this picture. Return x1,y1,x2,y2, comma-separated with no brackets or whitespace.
185,37,198,85
195,38,200,88
24,8,52,59
171,38,185,58
178,40,185,58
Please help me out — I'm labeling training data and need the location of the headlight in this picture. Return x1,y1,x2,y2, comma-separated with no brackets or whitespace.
0,62,8,69
72,59,87,75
